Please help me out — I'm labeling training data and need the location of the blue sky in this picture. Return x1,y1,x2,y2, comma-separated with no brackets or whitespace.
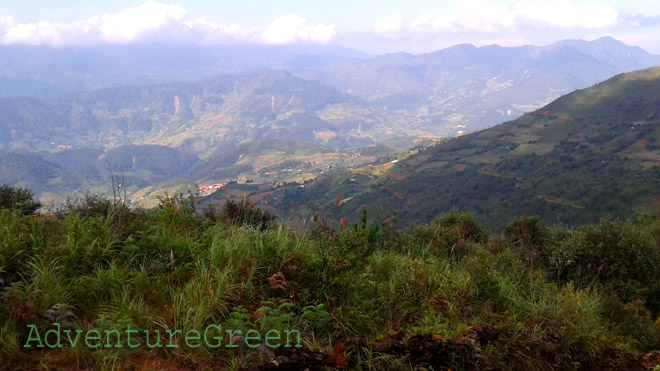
1,0,659,54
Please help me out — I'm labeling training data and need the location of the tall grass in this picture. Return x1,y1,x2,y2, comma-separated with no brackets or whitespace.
1,196,659,369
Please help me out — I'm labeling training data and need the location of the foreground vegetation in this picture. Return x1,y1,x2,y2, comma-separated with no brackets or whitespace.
1,188,660,370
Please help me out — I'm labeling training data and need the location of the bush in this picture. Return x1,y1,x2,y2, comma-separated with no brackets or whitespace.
503,216,551,266
602,298,660,351
59,193,114,218
0,185,41,215
57,193,147,243
412,211,488,259
216,198,276,230
547,220,660,313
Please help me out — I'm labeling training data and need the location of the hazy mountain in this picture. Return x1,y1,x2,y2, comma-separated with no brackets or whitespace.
0,76,66,100
0,44,368,98
3,38,660,206
302,37,660,135
269,66,660,230
37,147,103,172
3,38,657,156
0,68,415,201
0,70,393,157
551,37,660,71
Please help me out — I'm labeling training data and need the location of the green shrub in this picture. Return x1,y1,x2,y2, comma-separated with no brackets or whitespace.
0,184,41,215
58,193,148,243
412,211,488,259
503,216,548,255
216,199,276,230
59,194,114,218
602,298,660,351
319,211,381,290
547,220,660,313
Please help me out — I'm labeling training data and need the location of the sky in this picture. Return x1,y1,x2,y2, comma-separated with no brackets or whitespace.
0,0,659,54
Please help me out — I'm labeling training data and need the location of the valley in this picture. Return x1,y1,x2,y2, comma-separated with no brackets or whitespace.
1,37,659,215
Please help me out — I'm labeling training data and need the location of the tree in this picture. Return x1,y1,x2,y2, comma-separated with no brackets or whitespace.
0,184,41,215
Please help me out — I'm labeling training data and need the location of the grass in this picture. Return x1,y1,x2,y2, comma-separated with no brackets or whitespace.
0,195,659,369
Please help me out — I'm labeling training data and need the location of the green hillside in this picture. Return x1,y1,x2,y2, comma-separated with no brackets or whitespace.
268,67,660,230
0,152,62,186
189,139,332,181
103,145,200,178
0,144,203,205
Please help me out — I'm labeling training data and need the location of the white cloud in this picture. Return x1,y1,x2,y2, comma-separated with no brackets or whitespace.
353,0,660,55
390,0,620,37
95,1,186,43
183,19,260,44
513,0,618,29
410,12,435,32
0,1,186,45
262,14,335,44
408,0,515,34
0,2,335,46
0,1,186,46
374,14,405,34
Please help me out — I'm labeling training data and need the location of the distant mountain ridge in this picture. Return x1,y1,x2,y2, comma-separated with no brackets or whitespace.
550,37,660,71
303,36,660,135
3,37,657,159
0,43,369,98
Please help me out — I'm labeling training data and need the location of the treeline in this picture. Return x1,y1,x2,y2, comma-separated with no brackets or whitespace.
0,185,659,370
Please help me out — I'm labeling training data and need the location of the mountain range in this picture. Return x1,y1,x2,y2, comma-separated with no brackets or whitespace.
260,66,660,230
2,37,658,156
0,44,368,98
0,37,659,211
304,36,660,135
